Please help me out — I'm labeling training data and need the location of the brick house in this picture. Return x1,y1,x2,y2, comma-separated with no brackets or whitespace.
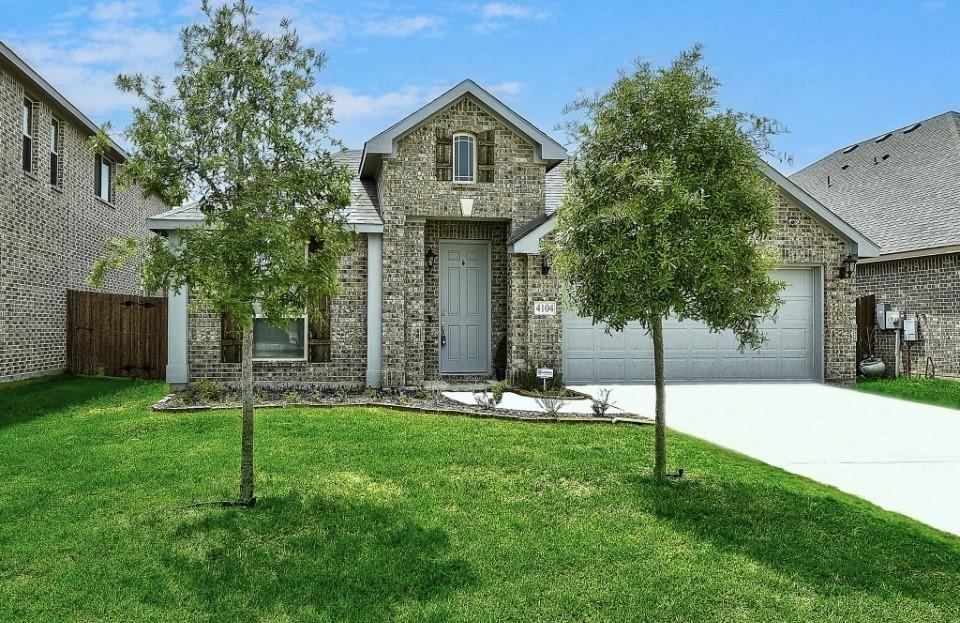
148,80,877,388
791,112,960,377
0,42,167,383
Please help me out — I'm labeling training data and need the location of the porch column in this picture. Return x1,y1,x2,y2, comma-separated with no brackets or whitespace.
366,232,383,388
165,231,189,386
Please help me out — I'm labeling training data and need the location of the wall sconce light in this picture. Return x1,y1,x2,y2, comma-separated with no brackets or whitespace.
839,253,858,279
540,255,550,276
425,248,438,269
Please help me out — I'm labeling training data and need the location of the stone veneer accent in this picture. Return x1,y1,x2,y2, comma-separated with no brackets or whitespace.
376,96,546,387
186,234,369,385
0,67,167,382
856,253,960,378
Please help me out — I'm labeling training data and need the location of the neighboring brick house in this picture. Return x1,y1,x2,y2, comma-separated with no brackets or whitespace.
149,80,878,388
0,42,167,383
792,112,960,377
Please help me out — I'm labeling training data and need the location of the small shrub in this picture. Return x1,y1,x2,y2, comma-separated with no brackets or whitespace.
284,392,300,405
535,393,567,418
510,367,565,393
363,387,381,401
591,388,613,417
473,391,496,410
490,381,508,405
334,387,348,403
193,378,222,403
395,391,409,406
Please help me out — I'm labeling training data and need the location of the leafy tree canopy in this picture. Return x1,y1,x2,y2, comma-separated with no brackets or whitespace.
549,45,785,349
91,0,352,328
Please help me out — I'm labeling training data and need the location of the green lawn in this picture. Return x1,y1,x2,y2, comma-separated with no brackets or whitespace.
2,377,959,622
857,376,960,410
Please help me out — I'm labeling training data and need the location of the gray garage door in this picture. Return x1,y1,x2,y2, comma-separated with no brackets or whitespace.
563,268,821,383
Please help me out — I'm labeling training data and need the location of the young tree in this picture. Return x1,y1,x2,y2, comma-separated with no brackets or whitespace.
549,46,785,482
90,0,352,505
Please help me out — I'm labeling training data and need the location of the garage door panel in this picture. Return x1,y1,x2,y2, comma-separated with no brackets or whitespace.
563,268,819,383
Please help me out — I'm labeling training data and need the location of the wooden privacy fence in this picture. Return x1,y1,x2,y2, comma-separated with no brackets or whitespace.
67,290,167,379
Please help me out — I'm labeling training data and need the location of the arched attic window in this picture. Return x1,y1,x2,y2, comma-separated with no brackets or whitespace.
453,132,476,183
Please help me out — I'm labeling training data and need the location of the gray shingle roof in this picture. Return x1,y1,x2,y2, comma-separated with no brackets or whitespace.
790,111,960,255
148,149,383,229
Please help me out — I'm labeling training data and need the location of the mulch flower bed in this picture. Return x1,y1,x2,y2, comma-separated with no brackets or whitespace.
153,385,650,426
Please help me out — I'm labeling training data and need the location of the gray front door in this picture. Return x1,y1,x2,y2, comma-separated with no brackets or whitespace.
440,240,490,374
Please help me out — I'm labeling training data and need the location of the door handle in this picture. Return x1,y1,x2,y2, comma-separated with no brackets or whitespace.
441,325,446,348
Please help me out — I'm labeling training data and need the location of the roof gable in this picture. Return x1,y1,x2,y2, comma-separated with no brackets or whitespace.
359,79,566,178
510,161,880,257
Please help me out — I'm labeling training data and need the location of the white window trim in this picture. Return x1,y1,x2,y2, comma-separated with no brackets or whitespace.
251,309,309,362
452,132,477,184
22,97,35,174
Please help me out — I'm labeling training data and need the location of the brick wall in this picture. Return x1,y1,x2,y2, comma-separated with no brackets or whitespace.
856,253,960,378
376,96,546,387
507,252,562,377
187,234,369,385
771,195,856,382
0,67,167,382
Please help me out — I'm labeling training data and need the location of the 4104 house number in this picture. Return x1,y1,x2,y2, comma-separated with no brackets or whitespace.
533,301,557,316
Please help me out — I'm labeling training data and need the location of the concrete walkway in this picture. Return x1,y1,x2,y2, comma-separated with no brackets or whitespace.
573,383,960,536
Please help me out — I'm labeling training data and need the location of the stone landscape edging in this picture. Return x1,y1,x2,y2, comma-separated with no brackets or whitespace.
152,394,651,427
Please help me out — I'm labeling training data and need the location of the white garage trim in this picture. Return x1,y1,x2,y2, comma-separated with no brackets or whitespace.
562,266,825,384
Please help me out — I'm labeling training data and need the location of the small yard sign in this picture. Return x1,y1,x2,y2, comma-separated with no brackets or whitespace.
536,367,554,380
533,300,557,316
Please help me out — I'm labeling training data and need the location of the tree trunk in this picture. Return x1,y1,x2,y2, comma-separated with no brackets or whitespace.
651,315,667,482
238,328,256,506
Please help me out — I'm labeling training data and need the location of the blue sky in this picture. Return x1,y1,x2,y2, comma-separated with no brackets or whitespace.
2,0,957,172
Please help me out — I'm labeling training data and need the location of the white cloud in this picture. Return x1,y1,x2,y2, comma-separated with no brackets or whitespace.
89,0,159,23
487,80,524,96
362,15,444,37
480,3,548,21
329,85,448,122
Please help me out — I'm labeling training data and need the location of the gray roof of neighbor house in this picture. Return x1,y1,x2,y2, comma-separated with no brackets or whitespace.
147,149,384,232
0,40,128,162
790,111,960,256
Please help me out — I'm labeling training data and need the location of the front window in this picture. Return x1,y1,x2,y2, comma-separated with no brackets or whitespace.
453,133,475,183
22,98,34,173
253,316,307,360
49,119,61,187
95,154,113,202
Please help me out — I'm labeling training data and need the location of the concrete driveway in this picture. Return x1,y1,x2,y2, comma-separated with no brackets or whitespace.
574,383,960,536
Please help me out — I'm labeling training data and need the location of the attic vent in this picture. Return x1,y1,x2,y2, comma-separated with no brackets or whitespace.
903,123,921,134
842,144,859,154
882,154,890,160
875,133,892,143
841,164,850,170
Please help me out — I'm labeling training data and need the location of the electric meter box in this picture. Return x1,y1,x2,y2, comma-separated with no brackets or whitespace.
903,318,920,342
885,310,902,330
875,303,890,329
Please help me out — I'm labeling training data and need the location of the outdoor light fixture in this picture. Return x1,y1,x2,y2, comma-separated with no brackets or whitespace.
839,253,858,279
425,248,438,269
541,255,551,276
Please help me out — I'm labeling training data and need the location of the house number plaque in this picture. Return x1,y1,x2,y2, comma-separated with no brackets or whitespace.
533,301,557,316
